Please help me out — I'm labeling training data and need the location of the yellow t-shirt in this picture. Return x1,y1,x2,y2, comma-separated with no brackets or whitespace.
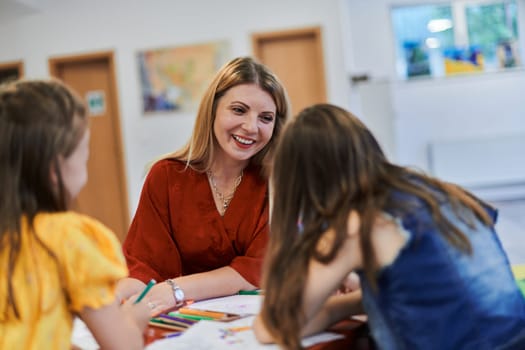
0,212,128,349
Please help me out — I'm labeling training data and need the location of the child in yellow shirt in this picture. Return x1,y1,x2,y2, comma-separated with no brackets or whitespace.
0,79,151,349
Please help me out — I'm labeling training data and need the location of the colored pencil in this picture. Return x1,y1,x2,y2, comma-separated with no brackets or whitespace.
228,326,251,332
164,332,183,338
134,279,156,304
178,308,226,319
157,313,196,326
149,319,187,331
168,312,214,321
151,316,192,328
238,289,264,295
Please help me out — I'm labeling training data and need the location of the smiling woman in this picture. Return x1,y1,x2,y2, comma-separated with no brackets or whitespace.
208,83,277,216
116,56,290,312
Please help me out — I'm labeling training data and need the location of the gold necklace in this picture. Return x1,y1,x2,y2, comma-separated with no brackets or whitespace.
207,170,243,215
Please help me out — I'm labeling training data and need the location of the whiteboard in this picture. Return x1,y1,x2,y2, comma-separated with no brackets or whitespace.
428,134,525,188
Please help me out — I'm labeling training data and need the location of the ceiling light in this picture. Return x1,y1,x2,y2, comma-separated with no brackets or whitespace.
427,18,453,33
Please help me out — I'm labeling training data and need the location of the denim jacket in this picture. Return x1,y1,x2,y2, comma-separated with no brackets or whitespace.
358,189,525,350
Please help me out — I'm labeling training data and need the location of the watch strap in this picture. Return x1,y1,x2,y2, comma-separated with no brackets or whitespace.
166,279,185,307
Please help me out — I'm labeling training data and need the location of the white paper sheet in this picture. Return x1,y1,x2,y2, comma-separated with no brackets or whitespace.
71,317,99,350
73,295,345,350
187,294,263,315
145,315,343,350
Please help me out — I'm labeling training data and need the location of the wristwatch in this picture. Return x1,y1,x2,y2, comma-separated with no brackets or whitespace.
166,279,185,307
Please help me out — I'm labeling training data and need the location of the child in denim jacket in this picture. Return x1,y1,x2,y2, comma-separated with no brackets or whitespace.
254,103,525,350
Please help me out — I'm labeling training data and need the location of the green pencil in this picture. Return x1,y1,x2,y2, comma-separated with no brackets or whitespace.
238,289,264,295
168,312,214,321
134,279,156,304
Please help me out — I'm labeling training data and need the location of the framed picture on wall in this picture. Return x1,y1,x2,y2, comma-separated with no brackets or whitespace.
138,40,230,113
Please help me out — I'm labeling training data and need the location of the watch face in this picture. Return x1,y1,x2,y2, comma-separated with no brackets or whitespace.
175,288,184,301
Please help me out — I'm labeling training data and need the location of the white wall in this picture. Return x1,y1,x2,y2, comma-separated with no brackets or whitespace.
0,0,351,215
391,72,525,173
345,0,525,195
2,0,524,214
343,0,525,264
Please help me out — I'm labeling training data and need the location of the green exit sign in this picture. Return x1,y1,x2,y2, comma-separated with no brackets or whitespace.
86,90,106,116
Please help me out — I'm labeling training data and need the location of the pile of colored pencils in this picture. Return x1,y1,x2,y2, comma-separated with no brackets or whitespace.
149,308,242,337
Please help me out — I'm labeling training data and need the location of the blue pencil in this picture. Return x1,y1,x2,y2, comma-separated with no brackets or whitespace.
134,279,156,304
165,332,183,338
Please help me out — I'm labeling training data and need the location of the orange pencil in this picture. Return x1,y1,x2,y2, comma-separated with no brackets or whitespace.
228,326,251,332
178,308,226,319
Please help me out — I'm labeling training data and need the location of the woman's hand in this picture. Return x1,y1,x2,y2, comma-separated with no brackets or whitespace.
117,277,170,316
137,281,176,314
121,297,153,331
115,277,146,303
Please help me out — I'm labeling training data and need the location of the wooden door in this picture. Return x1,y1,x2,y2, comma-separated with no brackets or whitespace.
0,60,24,83
49,52,129,241
252,26,327,115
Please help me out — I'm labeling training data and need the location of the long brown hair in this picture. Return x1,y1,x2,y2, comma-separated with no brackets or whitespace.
261,104,492,349
170,56,289,175
0,79,87,319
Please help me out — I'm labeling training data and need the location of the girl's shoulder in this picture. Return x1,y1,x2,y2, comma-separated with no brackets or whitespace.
149,158,201,179
34,212,121,255
33,212,127,311
35,211,110,231
34,212,127,281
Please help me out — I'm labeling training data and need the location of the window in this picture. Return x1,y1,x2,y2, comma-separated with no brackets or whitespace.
391,0,520,79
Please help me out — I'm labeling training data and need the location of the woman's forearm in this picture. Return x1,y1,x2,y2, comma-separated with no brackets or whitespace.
174,266,255,300
134,266,255,312
302,289,363,337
